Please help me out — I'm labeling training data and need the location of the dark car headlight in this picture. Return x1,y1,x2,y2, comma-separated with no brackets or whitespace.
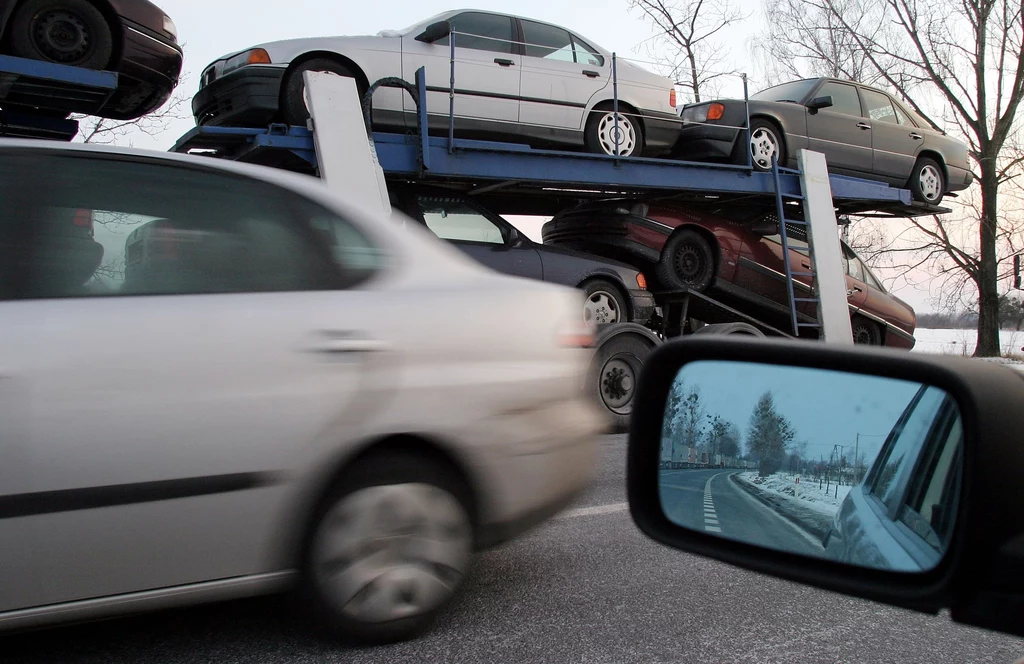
682,102,725,123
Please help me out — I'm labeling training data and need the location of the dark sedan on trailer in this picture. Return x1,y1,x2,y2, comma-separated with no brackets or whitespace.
0,0,182,119
672,77,973,206
542,199,917,348
388,183,655,326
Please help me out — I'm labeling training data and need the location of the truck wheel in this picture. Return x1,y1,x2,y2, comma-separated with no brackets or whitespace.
588,323,660,433
298,451,474,644
692,322,765,336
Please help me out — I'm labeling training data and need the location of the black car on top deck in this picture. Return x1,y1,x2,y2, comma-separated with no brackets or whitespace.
672,77,973,206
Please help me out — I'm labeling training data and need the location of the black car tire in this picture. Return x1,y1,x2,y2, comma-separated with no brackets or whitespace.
9,0,113,69
656,229,716,293
852,316,883,345
582,279,629,325
283,59,358,126
908,156,945,205
743,118,786,171
298,450,474,644
585,107,643,157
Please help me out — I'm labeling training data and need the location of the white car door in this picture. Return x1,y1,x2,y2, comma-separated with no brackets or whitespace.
518,20,609,130
402,11,520,126
4,150,392,607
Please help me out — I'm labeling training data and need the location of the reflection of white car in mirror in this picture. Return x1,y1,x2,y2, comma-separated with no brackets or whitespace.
823,385,963,571
191,10,681,157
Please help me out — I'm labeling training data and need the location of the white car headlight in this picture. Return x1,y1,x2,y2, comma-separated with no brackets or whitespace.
222,49,272,75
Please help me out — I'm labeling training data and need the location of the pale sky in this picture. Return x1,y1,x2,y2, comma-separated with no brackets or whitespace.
117,0,945,312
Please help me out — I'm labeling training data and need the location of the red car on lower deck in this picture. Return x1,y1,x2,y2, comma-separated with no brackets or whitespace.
542,200,916,349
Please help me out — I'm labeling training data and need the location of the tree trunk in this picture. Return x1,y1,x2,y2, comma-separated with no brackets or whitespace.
975,166,1001,357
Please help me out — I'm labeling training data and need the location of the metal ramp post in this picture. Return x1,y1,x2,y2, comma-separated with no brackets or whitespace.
303,70,390,216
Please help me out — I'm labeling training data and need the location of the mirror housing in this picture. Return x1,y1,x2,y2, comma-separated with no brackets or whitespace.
415,20,452,44
626,337,1024,638
807,95,834,111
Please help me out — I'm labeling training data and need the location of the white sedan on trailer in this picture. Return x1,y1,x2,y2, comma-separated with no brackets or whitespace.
192,10,681,158
0,140,603,643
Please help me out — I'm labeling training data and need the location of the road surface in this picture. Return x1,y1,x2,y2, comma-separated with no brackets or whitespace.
3,437,1022,663
660,468,823,556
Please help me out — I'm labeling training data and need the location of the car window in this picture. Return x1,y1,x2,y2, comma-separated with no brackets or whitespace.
522,20,575,63
816,82,862,116
861,89,899,124
750,79,818,103
417,195,506,244
438,12,513,54
899,407,963,549
571,35,604,66
0,151,381,299
868,386,948,513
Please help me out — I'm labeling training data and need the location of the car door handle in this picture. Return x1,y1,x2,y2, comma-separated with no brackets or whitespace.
582,69,600,78
856,122,871,130
309,332,388,355
847,287,863,298
910,132,923,140
494,58,515,67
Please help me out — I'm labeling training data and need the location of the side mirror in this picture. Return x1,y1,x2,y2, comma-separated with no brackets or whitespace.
807,95,834,111
626,337,1024,638
415,20,451,44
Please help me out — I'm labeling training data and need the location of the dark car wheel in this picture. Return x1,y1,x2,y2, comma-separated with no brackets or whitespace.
585,108,642,157
9,0,113,69
655,229,716,292
852,316,882,345
745,118,786,171
908,157,945,205
299,451,473,644
582,279,628,325
283,59,359,126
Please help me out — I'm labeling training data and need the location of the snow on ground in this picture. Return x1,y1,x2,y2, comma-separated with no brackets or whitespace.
740,471,851,517
913,328,1024,357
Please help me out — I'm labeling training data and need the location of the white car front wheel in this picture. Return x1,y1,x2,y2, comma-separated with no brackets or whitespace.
301,452,474,643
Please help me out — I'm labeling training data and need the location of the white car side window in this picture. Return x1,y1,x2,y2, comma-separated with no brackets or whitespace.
437,12,513,54
522,20,576,63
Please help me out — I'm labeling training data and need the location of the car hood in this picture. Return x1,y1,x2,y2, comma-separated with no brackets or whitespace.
534,241,637,271
251,34,401,62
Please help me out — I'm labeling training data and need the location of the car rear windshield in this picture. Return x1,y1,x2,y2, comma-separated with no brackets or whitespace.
751,80,818,103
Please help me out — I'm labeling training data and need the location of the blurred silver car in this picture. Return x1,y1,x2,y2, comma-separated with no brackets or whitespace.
0,141,603,642
192,10,681,157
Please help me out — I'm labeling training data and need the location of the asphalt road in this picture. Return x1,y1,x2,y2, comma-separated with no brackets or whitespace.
4,436,1024,664
660,468,822,557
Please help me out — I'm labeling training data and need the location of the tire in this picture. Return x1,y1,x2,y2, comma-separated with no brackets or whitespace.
582,279,628,325
9,0,113,69
908,157,945,205
743,118,786,171
299,451,474,644
655,229,716,292
282,59,358,126
589,324,658,433
852,316,882,345
584,107,643,157
692,322,765,336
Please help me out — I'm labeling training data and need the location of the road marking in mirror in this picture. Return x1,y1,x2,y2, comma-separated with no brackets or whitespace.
704,477,721,532
558,502,629,519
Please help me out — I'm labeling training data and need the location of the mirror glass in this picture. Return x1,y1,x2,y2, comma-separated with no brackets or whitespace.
658,361,963,572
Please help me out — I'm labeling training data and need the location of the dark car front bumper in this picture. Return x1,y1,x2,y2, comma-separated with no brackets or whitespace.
193,65,285,127
672,122,742,161
639,109,682,155
98,20,182,120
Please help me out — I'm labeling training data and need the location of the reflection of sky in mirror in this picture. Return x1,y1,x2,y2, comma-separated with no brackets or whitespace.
672,361,926,462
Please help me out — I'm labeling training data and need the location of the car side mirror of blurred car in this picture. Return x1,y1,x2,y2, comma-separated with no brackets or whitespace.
626,337,1024,638
416,20,452,44
807,95,834,111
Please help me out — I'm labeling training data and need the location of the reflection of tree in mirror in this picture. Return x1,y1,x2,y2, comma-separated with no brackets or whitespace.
747,391,796,477
663,381,711,462
709,415,742,460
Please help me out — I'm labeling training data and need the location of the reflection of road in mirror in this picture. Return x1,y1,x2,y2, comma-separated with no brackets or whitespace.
659,468,823,556
658,360,964,574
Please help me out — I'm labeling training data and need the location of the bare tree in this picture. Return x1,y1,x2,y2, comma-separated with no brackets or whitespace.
751,0,1024,356
629,0,748,103
72,89,190,145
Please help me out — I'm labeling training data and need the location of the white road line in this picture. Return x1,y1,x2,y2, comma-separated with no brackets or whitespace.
702,475,720,533
558,502,629,519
